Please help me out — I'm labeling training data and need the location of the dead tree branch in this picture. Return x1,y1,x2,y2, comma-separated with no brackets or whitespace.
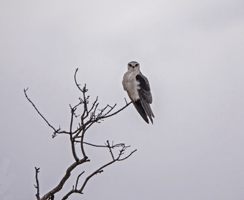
25,68,135,200
34,167,40,200
24,88,57,133
61,141,137,200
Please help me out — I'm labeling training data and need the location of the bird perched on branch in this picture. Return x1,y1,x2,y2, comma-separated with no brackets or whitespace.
122,61,154,124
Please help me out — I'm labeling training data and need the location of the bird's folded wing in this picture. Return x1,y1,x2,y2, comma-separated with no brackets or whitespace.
136,74,152,103
136,74,155,122
140,97,154,123
133,100,149,124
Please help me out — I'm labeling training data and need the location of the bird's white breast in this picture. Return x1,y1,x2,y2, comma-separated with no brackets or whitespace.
123,71,140,102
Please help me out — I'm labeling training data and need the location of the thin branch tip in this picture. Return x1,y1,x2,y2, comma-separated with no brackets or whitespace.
24,87,29,92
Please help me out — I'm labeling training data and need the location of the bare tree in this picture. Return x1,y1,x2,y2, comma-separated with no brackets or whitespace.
24,69,136,200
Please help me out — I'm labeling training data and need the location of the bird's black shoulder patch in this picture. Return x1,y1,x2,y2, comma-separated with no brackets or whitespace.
136,74,150,91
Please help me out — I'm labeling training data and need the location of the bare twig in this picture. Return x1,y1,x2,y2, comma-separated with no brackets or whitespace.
83,142,107,148
83,141,127,149
107,140,115,161
118,149,137,161
102,101,132,119
80,129,87,159
69,104,75,133
24,88,57,133
77,144,136,195
87,97,99,116
75,171,85,189
69,105,79,162
78,160,114,194
74,68,84,93
34,167,40,200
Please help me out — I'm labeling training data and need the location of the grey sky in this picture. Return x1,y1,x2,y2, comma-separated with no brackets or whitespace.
1,0,244,199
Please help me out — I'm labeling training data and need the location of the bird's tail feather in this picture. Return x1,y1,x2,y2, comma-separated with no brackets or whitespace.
133,100,149,124
148,105,155,118
140,98,154,124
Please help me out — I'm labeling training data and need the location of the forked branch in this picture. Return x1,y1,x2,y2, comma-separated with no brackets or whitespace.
25,68,135,200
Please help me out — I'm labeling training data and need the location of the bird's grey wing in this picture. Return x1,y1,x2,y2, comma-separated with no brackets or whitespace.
122,72,127,91
136,74,154,123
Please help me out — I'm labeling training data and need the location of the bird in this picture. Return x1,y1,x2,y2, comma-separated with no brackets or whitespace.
122,61,154,124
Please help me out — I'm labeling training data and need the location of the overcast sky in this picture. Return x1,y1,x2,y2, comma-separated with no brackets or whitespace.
1,0,244,200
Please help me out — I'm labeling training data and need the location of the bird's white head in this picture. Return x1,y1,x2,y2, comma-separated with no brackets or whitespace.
127,61,140,71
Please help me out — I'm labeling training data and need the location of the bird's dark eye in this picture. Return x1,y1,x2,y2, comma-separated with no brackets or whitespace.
128,63,132,67
135,63,139,67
